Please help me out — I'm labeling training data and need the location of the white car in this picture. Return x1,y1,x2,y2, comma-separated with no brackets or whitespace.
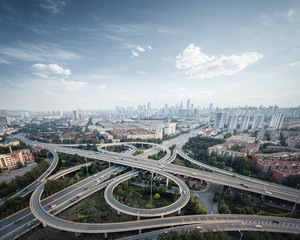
255,224,262,229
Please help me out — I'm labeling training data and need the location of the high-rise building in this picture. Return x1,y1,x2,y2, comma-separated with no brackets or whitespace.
209,103,213,112
0,116,10,126
186,99,191,110
0,109,7,116
270,113,284,130
73,110,78,120
240,115,250,130
227,114,239,130
214,112,226,129
252,114,264,129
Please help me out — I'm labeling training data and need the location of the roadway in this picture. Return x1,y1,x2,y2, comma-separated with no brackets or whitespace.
19,139,300,204
104,170,190,217
0,163,121,240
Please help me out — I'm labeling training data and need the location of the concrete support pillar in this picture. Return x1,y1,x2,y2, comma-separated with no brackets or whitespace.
161,215,164,218
166,177,169,187
104,232,108,238
137,215,140,220
109,162,111,167
139,229,142,234
75,232,80,238
42,222,47,228
178,209,181,215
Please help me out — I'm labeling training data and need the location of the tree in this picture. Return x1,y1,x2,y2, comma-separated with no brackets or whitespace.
154,193,160,200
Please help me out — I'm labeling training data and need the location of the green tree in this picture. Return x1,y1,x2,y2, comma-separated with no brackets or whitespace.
154,193,160,200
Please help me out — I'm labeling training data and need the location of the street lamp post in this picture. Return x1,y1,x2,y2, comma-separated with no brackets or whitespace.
239,230,243,240
290,183,300,218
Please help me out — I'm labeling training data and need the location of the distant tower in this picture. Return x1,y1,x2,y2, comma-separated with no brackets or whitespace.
0,109,7,116
227,114,239,130
252,114,264,129
147,102,151,111
270,113,284,130
214,112,226,129
209,103,213,112
180,101,183,109
240,115,250,130
73,110,78,120
186,99,191,110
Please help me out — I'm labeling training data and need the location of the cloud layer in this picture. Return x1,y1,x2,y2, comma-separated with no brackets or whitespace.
176,44,262,79
32,63,71,78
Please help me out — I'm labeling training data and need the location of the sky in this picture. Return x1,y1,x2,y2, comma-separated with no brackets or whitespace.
0,0,299,111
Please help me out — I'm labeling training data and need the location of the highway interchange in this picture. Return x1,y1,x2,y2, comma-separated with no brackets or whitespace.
0,126,300,239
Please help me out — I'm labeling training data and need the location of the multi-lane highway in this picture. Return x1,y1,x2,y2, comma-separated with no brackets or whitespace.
0,165,121,240
20,138,300,203
4,128,299,238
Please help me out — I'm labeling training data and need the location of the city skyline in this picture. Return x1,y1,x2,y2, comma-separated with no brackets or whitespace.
0,0,300,111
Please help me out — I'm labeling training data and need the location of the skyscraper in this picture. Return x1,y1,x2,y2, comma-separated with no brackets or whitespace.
73,110,78,120
186,99,191,110
252,114,264,129
214,112,226,129
209,103,213,112
240,115,250,130
270,113,284,130
227,114,239,130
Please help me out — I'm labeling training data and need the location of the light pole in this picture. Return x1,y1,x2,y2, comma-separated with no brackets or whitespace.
290,183,300,218
239,230,243,240
150,172,153,201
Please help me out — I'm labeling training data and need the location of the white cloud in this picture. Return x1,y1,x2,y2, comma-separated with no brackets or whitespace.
98,85,106,90
284,8,295,21
32,63,71,78
290,61,300,67
137,46,145,52
136,71,149,75
0,43,80,62
45,91,59,96
48,79,86,92
39,0,66,14
132,50,139,57
147,45,152,51
176,44,262,79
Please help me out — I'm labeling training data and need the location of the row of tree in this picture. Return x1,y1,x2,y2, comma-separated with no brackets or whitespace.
0,159,49,198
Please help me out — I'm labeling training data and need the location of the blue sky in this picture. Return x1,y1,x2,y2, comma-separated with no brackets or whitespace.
0,0,299,111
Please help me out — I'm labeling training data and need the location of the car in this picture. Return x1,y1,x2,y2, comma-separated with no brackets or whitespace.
49,203,56,208
240,183,249,188
192,173,196,176
183,191,187,195
14,219,21,224
254,224,262,229
272,220,280,224
96,179,100,183
27,222,34,227
196,226,202,229
265,191,272,195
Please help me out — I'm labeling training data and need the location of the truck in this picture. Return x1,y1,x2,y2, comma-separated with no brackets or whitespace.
70,196,80,202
